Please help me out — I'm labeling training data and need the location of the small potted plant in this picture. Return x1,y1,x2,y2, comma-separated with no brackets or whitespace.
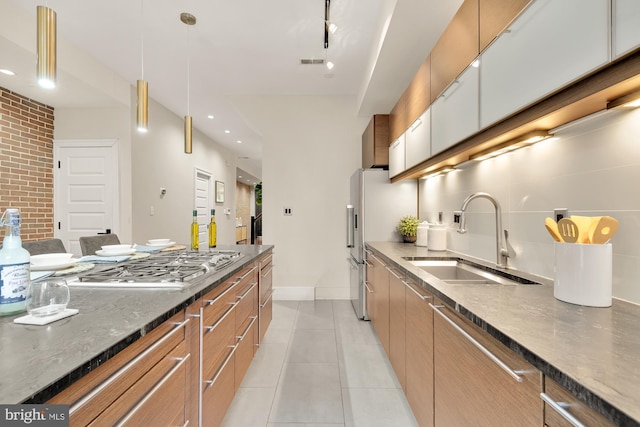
397,215,419,243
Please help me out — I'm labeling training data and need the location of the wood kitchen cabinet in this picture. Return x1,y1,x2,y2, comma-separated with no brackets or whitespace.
389,92,409,142
258,251,273,343
233,264,259,391
405,280,434,427
542,376,615,427
48,311,192,427
432,300,541,426
388,267,406,390
430,0,479,102
362,115,390,168
366,252,390,354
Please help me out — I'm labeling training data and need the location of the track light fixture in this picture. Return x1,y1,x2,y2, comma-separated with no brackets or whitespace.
36,5,56,89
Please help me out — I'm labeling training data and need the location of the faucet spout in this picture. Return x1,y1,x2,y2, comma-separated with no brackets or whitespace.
457,192,509,268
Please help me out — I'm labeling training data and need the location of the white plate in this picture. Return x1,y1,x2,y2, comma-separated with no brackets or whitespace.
95,248,137,257
145,241,176,248
31,259,78,271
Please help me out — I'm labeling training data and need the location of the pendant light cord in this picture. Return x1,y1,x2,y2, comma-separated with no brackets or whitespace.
187,24,190,115
140,0,144,79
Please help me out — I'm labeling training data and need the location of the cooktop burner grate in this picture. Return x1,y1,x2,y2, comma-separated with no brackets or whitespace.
78,250,243,284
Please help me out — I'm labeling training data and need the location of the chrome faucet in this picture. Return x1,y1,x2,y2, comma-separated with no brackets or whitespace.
457,192,509,268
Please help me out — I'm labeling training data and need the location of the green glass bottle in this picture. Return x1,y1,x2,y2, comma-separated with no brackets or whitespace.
208,209,217,248
190,210,199,251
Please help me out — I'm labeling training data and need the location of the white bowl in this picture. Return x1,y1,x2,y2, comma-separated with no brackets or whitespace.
30,253,74,266
101,244,132,253
147,239,171,245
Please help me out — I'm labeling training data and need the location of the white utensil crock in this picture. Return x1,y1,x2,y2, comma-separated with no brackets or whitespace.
554,242,612,307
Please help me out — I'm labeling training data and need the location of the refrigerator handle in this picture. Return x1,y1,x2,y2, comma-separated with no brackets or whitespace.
346,205,355,247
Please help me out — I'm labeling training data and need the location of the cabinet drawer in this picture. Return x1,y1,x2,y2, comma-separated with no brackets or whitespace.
49,311,188,426
259,253,273,271
89,341,188,426
202,303,236,382
259,289,273,343
202,281,237,327
234,315,258,392
260,264,273,303
432,303,541,426
235,281,258,329
542,377,615,427
202,345,236,427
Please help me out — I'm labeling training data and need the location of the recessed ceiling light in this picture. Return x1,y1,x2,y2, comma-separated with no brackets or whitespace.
0,69,15,76
207,115,214,119
236,140,242,144
224,130,230,134
238,175,243,178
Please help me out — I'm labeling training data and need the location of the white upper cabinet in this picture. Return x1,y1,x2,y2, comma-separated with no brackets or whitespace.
431,63,479,156
480,0,610,128
389,133,406,178
613,0,640,58
405,109,431,169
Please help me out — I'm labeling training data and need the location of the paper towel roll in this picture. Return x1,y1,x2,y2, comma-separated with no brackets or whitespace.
416,223,429,247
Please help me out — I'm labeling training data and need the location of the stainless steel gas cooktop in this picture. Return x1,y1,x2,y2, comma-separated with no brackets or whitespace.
68,250,244,288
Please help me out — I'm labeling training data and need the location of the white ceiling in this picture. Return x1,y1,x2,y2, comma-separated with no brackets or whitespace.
0,0,461,178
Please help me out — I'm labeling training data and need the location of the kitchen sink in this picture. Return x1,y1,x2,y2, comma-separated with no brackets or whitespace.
404,259,539,285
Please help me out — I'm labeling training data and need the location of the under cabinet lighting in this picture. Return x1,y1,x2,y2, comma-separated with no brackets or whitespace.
607,90,640,109
470,130,552,162
420,165,455,180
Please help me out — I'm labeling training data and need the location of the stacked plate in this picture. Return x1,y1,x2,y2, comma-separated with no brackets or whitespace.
144,239,176,249
30,253,78,271
96,244,136,257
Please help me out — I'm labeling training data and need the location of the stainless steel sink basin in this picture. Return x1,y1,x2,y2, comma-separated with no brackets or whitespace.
405,259,538,285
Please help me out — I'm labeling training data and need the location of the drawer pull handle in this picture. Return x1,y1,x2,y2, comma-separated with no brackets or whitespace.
540,393,585,427
364,282,374,293
404,281,431,300
115,353,191,426
237,316,258,341
205,303,236,334
70,318,190,414
237,281,258,301
430,303,524,383
260,290,274,307
364,259,373,267
204,282,237,306
237,266,258,281
205,345,238,388
261,266,273,277
386,266,402,280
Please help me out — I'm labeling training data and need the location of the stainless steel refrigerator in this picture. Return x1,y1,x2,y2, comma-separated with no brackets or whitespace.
347,168,417,320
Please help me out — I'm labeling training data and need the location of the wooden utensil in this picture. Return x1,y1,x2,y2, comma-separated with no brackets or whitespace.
570,215,597,243
557,218,580,243
544,217,563,242
588,216,619,244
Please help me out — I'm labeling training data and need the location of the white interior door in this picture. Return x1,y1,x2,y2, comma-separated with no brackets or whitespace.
54,140,119,256
194,169,213,248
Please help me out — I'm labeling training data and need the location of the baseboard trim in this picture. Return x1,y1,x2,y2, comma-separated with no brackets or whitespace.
272,287,315,301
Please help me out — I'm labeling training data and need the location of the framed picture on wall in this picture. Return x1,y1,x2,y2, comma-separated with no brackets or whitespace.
215,181,225,203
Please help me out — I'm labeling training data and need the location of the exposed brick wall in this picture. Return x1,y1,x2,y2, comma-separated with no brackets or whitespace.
0,87,54,242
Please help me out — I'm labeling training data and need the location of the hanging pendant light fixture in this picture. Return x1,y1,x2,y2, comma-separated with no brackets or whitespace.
181,12,196,154
137,0,148,133
36,5,57,89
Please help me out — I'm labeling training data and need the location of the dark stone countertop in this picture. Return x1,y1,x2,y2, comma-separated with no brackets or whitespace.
0,244,273,405
367,241,640,426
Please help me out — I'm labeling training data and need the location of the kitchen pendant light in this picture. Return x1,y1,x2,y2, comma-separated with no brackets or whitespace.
137,0,148,133
181,12,196,154
36,5,56,89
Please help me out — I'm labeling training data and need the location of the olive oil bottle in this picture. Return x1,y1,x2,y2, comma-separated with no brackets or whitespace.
190,210,199,251
208,209,217,248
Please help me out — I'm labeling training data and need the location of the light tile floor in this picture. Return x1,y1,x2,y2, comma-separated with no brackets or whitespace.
221,300,418,427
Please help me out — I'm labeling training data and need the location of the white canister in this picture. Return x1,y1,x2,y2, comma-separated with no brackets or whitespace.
554,242,612,307
428,224,447,251
416,222,429,247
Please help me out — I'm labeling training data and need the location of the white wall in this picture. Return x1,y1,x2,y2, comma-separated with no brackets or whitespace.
130,93,240,246
233,95,367,299
419,108,640,304
54,107,133,245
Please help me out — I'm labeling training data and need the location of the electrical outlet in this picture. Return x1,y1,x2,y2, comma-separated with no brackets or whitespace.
453,211,461,224
284,207,293,216
554,208,569,222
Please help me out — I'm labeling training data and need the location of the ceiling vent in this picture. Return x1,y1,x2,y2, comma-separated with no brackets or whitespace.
300,59,325,65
